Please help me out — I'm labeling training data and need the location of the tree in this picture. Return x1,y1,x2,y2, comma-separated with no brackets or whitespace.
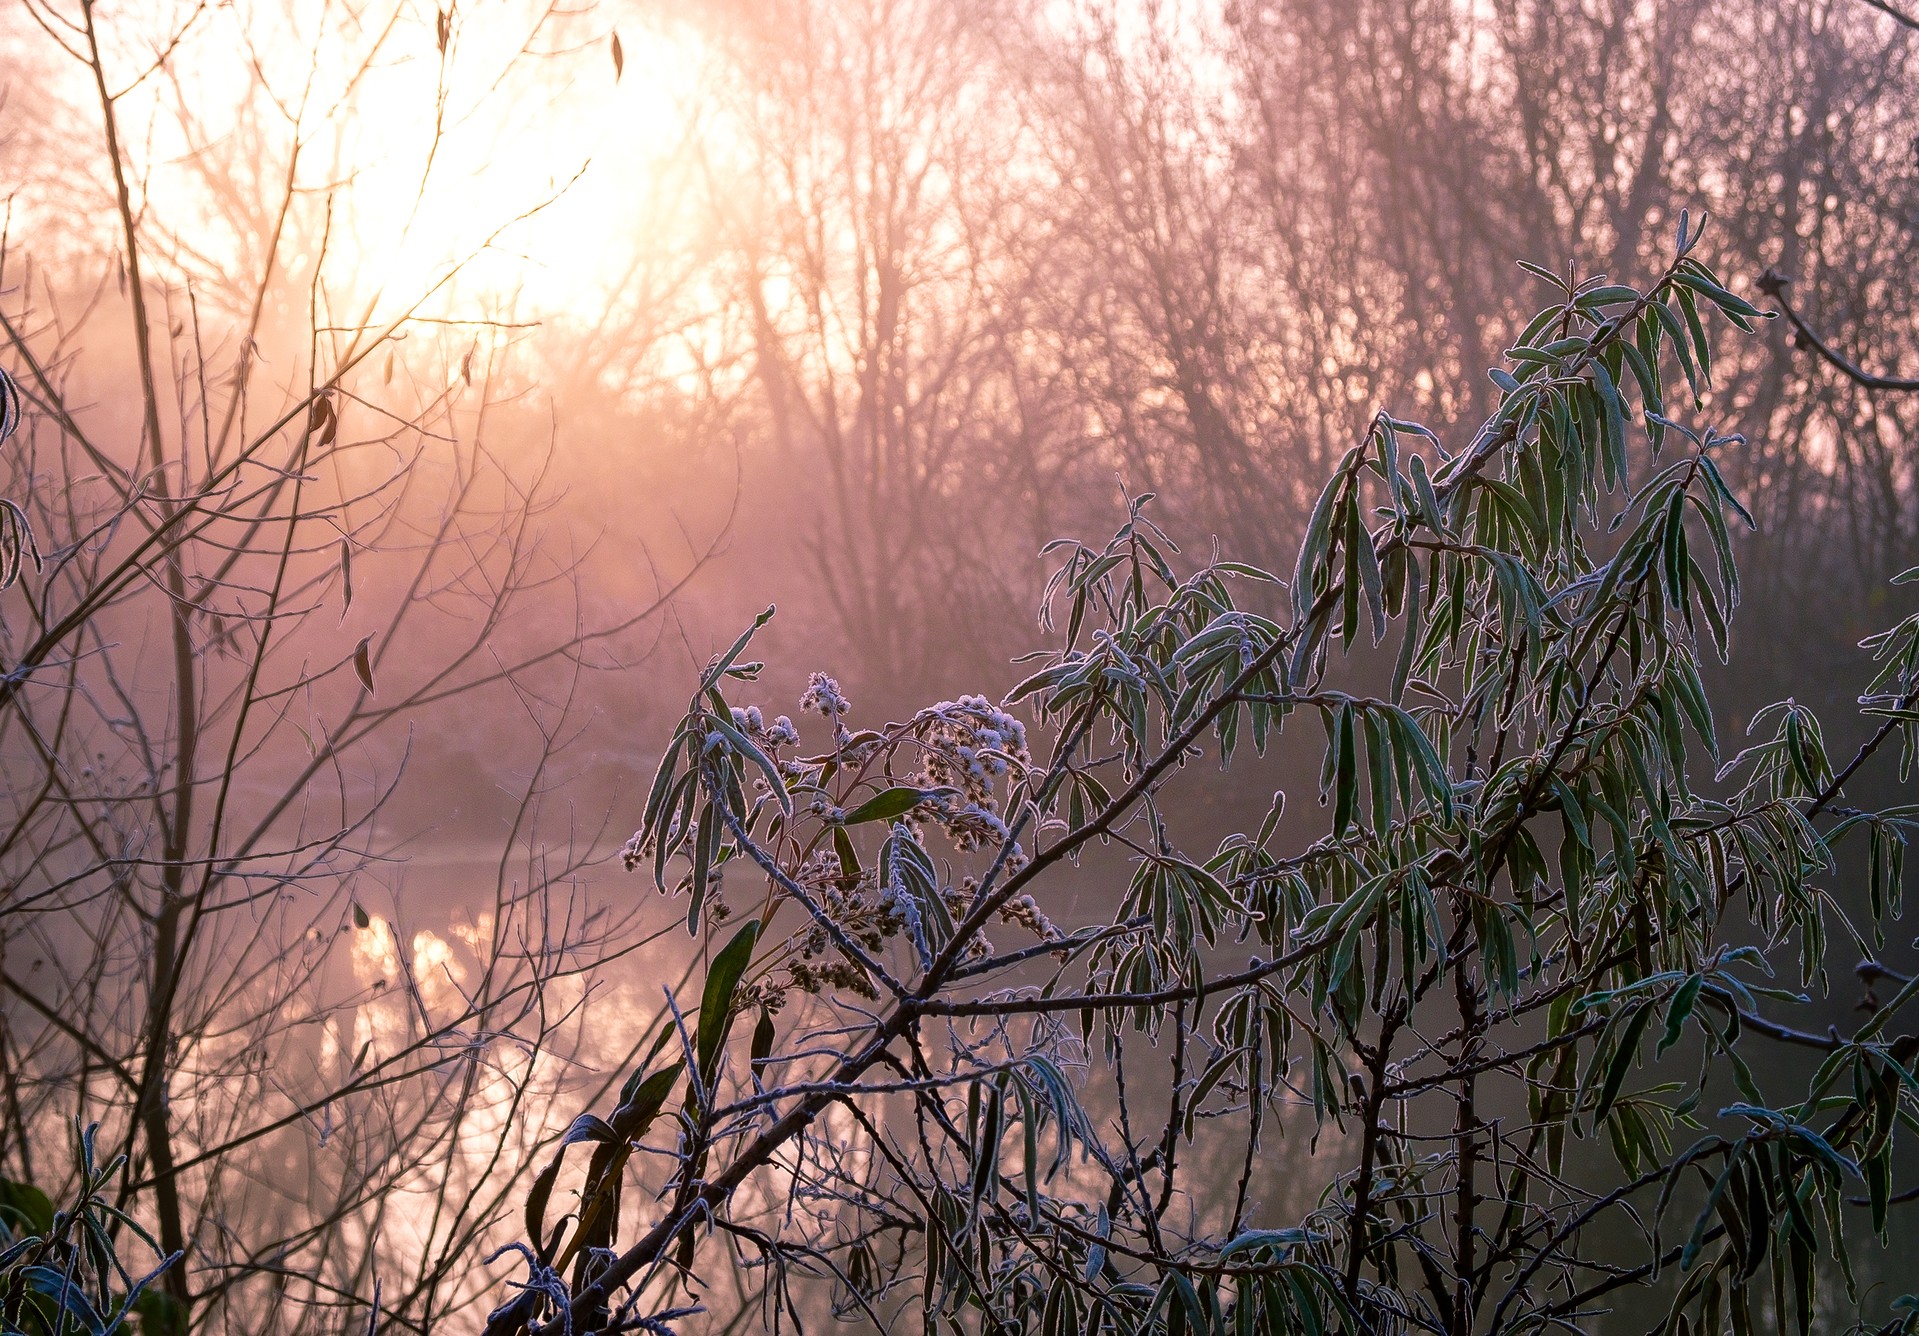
0,3,714,1331
692,0,1050,688
486,227,1919,1336
1011,0,1295,566
578,0,1917,705
1216,0,1919,694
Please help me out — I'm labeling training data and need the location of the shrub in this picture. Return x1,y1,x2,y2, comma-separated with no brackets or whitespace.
0,1124,178,1336
487,222,1919,1336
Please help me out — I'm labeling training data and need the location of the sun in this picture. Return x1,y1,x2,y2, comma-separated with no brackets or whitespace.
314,4,707,331
1,0,719,382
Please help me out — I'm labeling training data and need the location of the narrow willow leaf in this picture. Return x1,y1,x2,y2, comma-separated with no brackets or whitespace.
1332,702,1357,833
352,634,375,694
699,605,777,693
697,921,761,1081
843,786,931,825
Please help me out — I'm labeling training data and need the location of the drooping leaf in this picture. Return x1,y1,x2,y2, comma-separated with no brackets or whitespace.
352,634,376,694
697,920,761,1082
842,786,932,826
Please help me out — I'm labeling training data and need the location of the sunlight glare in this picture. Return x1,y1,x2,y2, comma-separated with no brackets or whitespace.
331,11,705,329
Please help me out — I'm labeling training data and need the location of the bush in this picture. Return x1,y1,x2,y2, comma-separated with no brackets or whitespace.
486,224,1919,1336
0,1124,178,1336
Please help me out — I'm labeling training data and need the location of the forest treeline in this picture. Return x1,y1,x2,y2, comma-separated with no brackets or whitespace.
623,0,1918,702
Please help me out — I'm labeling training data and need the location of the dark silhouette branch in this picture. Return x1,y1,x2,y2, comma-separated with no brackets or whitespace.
1758,269,1919,392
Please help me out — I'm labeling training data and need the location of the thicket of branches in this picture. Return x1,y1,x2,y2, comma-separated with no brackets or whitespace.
0,2,713,1332
651,0,1919,693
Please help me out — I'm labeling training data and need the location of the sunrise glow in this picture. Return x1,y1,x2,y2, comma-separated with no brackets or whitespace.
320,15,707,331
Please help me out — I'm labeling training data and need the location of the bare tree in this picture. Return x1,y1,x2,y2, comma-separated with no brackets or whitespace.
676,0,1066,688
0,3,718,1331
1218,0,1919,687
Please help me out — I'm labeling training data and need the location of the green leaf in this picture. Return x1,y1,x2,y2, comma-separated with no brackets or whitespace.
705,713,793,817
1410,451,1444,533
1577,283,1641,308
831,824,860,879
1594,1004,1653,1123
1592,362,1628,474
1659,975,1704,1056
750,1007,776,1074
1363,707,1393,834
697,920,762,1082
612,1062,682,1137
687,800,717,934
640,730,690,840
0,1179,54,1238
523,1150,565,1259
1675,264,1767,322
1655,299,1700,396
20,1265,107,1336
559,1113,619,1146
1332,703,1357,833
842,786,932,825
1676,283,1714,387
1390,558,1423,705
699,605,776,694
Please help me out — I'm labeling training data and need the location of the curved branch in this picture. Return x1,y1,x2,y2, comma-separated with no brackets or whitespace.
1757,269,1919,392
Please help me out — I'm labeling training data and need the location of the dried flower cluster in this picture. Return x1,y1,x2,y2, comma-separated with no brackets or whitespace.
906,695,1032,854
797,671,850,718
911,695,1030,801
624,670,1061,1010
